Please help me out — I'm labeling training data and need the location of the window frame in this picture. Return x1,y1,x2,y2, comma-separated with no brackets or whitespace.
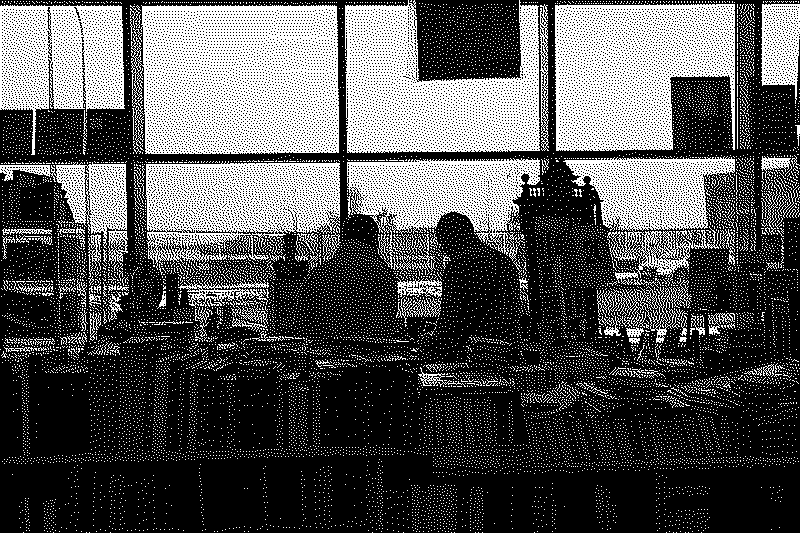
2,1,794,238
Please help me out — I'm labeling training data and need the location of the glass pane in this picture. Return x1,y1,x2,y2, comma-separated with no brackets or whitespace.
146,163,339,233
349,161,532,232
763,4,800,86
350,159,733,232
763,4,800,149
350,159,737,330
346,6,540,152
0,6,124,109
143,6,338,154
556,5,735,151
0,164,125,231
762,158,800,234
560,158,733,231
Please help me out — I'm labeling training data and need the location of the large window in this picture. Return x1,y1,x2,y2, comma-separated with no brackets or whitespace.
1,2,792,343
4,3,790,265
143,6,338,154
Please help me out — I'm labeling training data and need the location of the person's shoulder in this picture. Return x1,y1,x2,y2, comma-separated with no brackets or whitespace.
373,255,398,281
483,242,513,263
305,260,333,283
495,249,518,275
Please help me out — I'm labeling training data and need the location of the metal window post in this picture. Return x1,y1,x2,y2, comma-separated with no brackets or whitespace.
123,5,148,311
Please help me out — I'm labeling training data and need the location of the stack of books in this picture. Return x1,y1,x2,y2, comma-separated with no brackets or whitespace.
522,383,589,463
418,372,517,450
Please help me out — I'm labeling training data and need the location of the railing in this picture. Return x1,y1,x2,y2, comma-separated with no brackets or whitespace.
101,227,784,289
75,226,789,335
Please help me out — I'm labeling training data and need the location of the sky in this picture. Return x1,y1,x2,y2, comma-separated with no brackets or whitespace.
2,5,799,232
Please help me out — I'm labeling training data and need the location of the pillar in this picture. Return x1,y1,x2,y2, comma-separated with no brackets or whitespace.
123,6,148,305
734,3,762,255
734,4,762,328
539,3,554,176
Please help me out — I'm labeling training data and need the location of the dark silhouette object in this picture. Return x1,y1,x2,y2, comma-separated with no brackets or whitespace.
514,159,614,345
272,233,309,281
3,237,80,280
294,214,398,341
758,85,796,151
769,297,799,361
785,218,800,270
86,109,130,159
216,325,259,345
221,304,233,330
418,212,521,362
688,248,729,310
619,326,633,364
671,77,733,153
165,273,180,309
796,35,800,126
271,233,310,336
0,110,33,157
581,176,603,226
1,109,130,158
35,109,83,155
131,258,164,314
180,288,189,307
205,308,220,337
411,2,521,82
2,170,74,223
660,327,682,360
1,290,81,337
762,234,783,264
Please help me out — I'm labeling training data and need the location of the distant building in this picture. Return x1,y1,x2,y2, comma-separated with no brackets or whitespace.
704,160,800,233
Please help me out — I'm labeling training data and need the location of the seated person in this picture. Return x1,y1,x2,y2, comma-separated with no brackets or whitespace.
420,212,522,362
293,214,399,342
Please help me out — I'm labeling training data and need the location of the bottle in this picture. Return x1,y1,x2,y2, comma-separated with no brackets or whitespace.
221,304,233,330
180,288,189,307
205,308,220,337
619,326,633,365
131,258,164,315
166,274,179,309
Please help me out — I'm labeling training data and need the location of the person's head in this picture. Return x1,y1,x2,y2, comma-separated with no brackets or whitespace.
435,212,477,257
342,214,379,248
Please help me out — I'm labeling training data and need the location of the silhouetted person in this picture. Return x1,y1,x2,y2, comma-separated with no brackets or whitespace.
420,212,522,361
294,214,399,341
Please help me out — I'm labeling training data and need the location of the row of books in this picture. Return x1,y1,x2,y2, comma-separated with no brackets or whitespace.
420,393,517,450
523,408,726,463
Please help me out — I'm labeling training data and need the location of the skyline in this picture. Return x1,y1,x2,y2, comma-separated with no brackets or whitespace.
4,158,796,233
